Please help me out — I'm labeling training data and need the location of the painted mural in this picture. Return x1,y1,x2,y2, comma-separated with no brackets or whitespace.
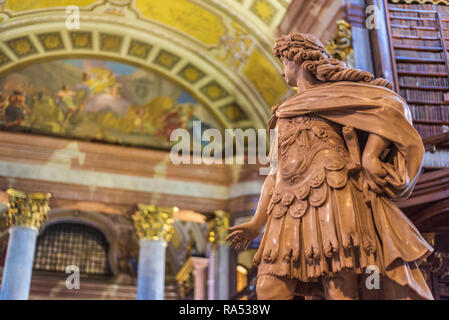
0,59,219,149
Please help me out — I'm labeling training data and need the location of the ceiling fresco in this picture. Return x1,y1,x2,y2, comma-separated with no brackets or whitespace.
0,58,220,149
0,0,293,147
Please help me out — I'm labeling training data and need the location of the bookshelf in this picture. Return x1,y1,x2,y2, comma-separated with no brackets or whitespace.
385,1,449,139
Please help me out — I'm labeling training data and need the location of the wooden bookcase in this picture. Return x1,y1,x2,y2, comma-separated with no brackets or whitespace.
385,0,449,138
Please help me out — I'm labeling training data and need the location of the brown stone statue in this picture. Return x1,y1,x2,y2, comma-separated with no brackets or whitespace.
227,33,434,300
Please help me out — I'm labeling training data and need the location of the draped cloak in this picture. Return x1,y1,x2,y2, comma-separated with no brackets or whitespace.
262,81,434,299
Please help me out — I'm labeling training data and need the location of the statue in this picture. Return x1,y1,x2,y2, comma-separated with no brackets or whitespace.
226,33,434,300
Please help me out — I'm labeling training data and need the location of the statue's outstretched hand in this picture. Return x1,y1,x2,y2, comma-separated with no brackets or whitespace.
226,221,262,252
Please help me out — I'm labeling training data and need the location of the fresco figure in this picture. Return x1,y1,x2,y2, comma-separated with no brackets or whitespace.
0,91,9,115
55,85,77,127
227,33,434,300
4,90,31,129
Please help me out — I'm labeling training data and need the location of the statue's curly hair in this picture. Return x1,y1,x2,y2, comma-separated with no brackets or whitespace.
273,33,392,89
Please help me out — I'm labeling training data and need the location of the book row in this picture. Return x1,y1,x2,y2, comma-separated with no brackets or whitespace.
393,37,442,47
422,149,449,168
389,4,434,11
392,27,438,38
409,104,449,120
437,6,449,12
389,11,436,18
396,62,447,73
400,89,444,103
413,123,446,138
390,18,437,28
399,76,449,87
395,49,443,59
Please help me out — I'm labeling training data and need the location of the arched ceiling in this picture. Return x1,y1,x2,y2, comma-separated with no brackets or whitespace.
0,0,293,131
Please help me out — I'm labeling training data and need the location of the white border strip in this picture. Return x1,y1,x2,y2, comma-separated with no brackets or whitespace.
0,160,263,200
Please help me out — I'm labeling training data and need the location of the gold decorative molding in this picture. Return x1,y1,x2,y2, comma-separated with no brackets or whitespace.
100,33,123,53
153,49,181,70
0,49,10,67
132,204,175,241
38,32,65,52
175,256,194,299
4,188,51,230
208,210,229,246
277,0,291,8
200,81,230,102
6,36,37,58
178,63,206,84
107,0,131,6
220,102,249,122
250,0,278,25
390,0,449,5
326,20,355,68
70,31,93,49
128,39,152,60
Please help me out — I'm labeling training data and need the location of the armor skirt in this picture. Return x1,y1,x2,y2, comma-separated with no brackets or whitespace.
253,176,382,282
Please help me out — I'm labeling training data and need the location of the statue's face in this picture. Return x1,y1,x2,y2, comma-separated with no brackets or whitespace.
281,57,299,87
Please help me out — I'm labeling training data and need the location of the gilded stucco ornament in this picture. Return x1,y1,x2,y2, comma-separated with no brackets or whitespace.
132,204,175,241
326,20,355,68
208,210,229,246
175,257,194,299
5,189,51,230
107,0,131,5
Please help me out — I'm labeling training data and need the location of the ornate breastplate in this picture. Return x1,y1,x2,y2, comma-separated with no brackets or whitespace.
268,115,351,218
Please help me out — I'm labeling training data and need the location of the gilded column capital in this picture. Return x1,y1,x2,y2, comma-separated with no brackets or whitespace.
208,210,229,246
5,189,51,230
132,204,175,241
326,19,355,68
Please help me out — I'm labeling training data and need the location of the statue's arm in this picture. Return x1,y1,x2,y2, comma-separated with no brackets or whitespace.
362,133,390,193
227,174,275,250
251,173,275,229
363,133,390,160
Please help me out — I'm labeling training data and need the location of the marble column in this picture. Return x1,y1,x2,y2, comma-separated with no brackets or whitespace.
206,243,216,300
371,0,395,84
347,0,375,73
133,204,174,300
190,257,209,300
207,210,230,300
216,243,230,300
352,24,375,73
0,189,51,300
